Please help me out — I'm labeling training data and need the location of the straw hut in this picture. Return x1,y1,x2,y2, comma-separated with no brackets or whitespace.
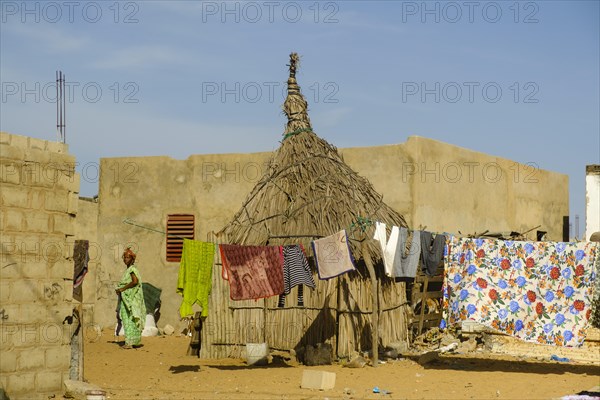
205,53,412,360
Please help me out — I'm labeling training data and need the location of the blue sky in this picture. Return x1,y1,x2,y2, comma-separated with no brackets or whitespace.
1,0,599,238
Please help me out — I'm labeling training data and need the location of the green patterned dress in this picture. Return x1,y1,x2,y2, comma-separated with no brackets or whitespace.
117,265,146,346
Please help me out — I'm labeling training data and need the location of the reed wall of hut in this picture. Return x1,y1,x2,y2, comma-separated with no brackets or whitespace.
200,233,411,359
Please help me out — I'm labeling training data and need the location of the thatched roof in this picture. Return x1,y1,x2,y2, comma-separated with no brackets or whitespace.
219,53,407,262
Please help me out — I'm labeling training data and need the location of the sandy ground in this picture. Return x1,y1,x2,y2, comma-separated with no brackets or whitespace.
83,329,599,400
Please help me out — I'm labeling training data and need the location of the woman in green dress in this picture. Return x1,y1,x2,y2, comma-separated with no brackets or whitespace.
115,247,146,348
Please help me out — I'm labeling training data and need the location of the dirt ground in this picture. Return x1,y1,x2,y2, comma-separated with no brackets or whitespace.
83,329,599,400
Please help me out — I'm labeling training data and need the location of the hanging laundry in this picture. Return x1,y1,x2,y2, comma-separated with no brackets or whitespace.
279,285,306,307
142,282,162,316
391,228,421,278
373,221,400,277
220,244,284,300
420,231,446,276
72,240,89,302
312,230,356,280
278,245,315,307
177,239,215,318
442,236,598,347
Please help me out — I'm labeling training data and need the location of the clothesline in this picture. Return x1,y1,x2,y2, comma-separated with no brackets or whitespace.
124,216,545,247
122,218,191,240
268,234,323,239
122,217,379,244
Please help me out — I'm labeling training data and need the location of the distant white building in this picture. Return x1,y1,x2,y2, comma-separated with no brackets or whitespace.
586,165,600,241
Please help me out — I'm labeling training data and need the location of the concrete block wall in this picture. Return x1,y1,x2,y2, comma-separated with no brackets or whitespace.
1,132,80,399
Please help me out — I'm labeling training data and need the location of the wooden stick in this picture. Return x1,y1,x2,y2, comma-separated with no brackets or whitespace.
362,238,378,367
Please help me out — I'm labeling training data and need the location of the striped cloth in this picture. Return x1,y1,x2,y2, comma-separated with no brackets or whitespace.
278,245,315,307
283,245,315,294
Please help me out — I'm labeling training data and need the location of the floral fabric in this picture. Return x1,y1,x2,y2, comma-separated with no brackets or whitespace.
442,236,598,347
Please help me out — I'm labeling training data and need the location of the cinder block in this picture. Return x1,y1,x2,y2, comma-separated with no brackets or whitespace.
18,303,50,324
7,372,35,393
64,236,75,258
36,371,62,392
45,140,68,154
63,280,73,302
19,261,48,279
41,165,60,186
28,137,46,151
18,348,45,370
0,142,25,159
45,191,68,212
0,260,21,280
23,145,51,164
52,213,75,235
41,281,65,302
0,374,8,392
41,235,66,257
45,345,71,369
9,134,28,150
4,209,23,231
0,281,9,302
23,210,50,233
1,186,29,208
0,350,17,373
16,234,43,258
0,306,20,326
19,303,52,324
30,189,46,210
49,151,75,166
22,159,54,188
48,260,71,280
67,192,79,215
11,280,41,303
300,370,336,390
40,319,70,346
0,160,21,184
56,170,80,192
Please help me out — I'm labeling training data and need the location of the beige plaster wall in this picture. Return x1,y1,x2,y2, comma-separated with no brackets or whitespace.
0,132,79,399
91,136,568,332
343,136,567,238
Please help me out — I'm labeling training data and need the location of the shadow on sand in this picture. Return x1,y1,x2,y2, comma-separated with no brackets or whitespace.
409,353,599,375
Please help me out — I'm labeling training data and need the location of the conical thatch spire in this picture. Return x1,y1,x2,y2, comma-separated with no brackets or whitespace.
283,52,312,138
219,53,407,262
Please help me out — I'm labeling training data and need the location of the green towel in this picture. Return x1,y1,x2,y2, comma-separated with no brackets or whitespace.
177,239,215,318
